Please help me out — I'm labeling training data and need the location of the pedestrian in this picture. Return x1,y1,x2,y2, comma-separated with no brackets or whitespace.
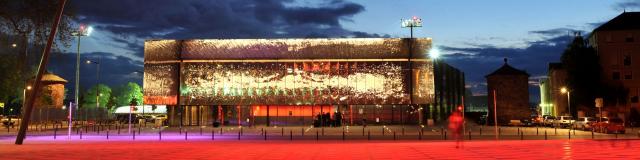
448,106,464,148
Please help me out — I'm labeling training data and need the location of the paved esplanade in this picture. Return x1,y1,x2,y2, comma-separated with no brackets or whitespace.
1,139,638,159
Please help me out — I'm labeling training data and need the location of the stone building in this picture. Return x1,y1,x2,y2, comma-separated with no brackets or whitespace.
486,58,530,124
588,12,640,120
548,63,568,116
26,72,68,122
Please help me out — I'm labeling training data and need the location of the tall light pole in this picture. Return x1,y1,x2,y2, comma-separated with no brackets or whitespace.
561,87,572,131
402,16,423,125
72,24,92,124
86,59,100,121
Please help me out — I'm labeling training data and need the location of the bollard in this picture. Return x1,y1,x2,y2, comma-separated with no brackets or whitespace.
80,131,83,139
591,130,594,139
261,128,264,135
520,131,523,140
342,130,345,141
179,128,182,135
138,126,141,135
444,130,447,140
238,131,241,140
160,130,162,141
185,131,188,140
220,128,223,135
517,128,520,135
382,127,385,136
418,131,422,140
368,130,371,140
615,132,618,139
498,128,501,136
118,126,121,135
241,127,243,136
316,131,319,141
322,128,325,136
363,127,365,136
107,130,110,139
393,131,396,140
544,130,547,140
536,127,539,135
402,128,405,135
211,130,214,141
133,131,136,140
290,130,293,141
264,131,268,141
469,131,472,140
568,129,571,139
282,128,284,136
479,127,482,136
54,128,58,139
554,128,557,135
421,127,424,136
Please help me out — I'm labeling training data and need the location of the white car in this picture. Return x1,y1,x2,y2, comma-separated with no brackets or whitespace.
573,117,596,130
553,116,575,128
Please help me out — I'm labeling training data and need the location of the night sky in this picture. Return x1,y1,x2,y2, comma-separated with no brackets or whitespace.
45,0,640,103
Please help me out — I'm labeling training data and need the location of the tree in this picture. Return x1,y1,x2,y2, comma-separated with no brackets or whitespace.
115,82,143,107
560,35,602,116
82,84,112,108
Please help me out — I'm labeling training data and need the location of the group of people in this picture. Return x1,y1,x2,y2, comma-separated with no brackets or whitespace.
313,111,343,127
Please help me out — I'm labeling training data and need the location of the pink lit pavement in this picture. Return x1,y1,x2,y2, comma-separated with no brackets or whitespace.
1,137,638,159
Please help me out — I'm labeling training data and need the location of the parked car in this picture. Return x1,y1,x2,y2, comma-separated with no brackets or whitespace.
1,115,20,127
553,116,574,128
543,116,556,127
593,117,625,134
573,117,596,130
531,116,544,126
520,118,535,127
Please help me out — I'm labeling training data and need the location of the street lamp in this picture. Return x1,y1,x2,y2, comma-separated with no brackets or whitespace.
86,59,100,121
561,87,572,131
72,24,92,124
560,87,570,117
11,43,17,48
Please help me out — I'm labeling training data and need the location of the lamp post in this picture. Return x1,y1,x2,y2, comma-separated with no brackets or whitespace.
72,24,92,124
561,87,572,131
86,59,100,121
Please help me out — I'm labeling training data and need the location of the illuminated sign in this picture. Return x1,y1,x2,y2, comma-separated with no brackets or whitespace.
401,16,423,28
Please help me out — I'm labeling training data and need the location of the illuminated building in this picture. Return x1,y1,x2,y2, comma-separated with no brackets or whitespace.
143,38,464,126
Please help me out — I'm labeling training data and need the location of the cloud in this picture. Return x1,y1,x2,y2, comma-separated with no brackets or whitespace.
48,52,143,95
441,28,581,101
70,0,370,40
613,0,640,10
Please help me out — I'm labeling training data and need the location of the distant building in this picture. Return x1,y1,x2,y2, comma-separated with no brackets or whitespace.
538,77,553,116
26,72,68,122
588,12,640,119
486,58,530,124
548,63,568,116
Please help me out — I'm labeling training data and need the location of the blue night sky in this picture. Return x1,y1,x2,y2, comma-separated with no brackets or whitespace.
47,0,640,103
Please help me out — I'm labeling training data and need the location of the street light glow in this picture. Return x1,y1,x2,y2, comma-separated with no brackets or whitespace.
429,46,441,59
561,87,568,94
11,43,17,48
26,86,32,90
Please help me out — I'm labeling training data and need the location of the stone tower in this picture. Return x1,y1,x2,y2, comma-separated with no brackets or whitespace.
486,58,530,124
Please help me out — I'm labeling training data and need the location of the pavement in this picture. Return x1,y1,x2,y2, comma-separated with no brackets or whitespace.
1,139,638,159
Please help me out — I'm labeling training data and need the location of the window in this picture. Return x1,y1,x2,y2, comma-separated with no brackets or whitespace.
623,55,631,66
625,71,632,80
626,34,634,42
612,72,620,80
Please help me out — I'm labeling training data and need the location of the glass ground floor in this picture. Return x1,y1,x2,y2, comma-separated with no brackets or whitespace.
166,105,452,127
